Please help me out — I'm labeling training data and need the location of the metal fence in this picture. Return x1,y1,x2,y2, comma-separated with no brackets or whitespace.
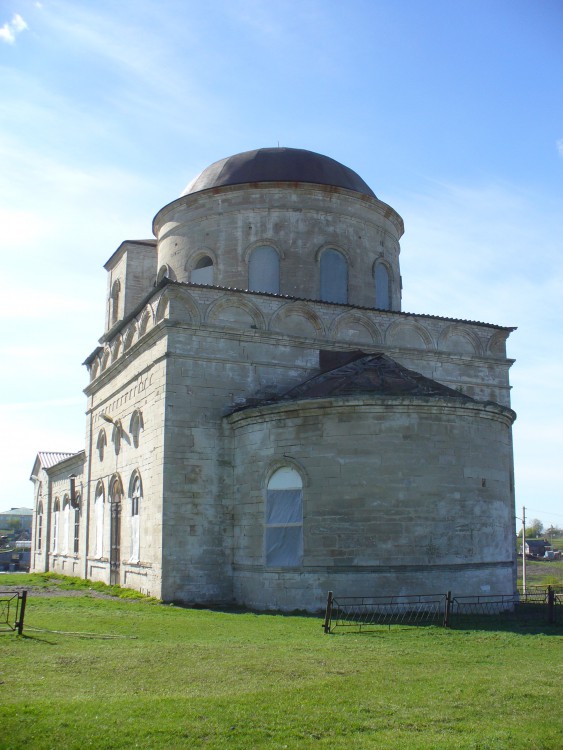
0,590,27,635
323,586,561,633
323,591,448,633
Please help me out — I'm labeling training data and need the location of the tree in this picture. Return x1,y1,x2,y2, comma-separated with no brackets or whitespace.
526,518,544,538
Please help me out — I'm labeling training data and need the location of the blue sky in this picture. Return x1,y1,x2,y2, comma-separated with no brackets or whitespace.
1,0,562,530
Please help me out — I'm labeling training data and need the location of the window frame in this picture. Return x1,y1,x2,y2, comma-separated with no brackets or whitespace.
264,467,303,568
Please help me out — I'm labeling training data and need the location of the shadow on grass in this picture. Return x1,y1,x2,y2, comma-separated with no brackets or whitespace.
327,618,563,636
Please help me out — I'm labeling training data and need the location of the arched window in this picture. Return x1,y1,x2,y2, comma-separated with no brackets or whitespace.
248,246,280,294
36,501,43,551
110,279,121,326
157,264,176,283
265,467,303,567
129,475,142,563
374,262,391,310
73,497,80,554
320,249,348,303
62,495,70,554
94,484,105,558
191,256,214,285
52,497,60,553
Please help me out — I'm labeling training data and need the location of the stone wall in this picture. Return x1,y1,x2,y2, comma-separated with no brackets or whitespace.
228,397,516,611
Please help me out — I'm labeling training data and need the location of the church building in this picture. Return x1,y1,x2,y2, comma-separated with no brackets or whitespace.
30,147,517,610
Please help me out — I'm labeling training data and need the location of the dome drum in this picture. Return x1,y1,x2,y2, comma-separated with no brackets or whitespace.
154,181,403,310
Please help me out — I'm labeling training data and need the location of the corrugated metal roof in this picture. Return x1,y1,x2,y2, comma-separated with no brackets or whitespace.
0,507,33,516
232,352,476,413
37,451,81,469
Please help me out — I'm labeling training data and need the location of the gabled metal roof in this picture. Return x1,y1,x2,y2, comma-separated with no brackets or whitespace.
36,451,79,469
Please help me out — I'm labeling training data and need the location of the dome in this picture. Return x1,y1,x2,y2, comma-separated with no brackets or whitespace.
181,147,376,198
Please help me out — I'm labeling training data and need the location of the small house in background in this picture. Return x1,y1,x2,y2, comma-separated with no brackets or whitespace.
524,539,550,558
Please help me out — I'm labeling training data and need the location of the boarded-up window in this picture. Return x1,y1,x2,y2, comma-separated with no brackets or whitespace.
249,246,280,294
375,262,391,310
320,249,348,303
265,467,303,567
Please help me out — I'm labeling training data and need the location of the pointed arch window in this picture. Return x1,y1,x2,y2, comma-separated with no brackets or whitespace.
320,249,348,303
265,467,303,567
249,246,280,294
52,497,60,553
191,256,214,285
129,475,142,563
374,262,391,310
94,484,105,558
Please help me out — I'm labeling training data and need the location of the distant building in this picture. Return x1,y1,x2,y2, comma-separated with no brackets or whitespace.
0,507,32,532
30,147,517,610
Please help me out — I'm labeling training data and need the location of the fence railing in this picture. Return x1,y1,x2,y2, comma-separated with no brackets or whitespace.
323,586,561,633
0,590,27,635
323,591,449,633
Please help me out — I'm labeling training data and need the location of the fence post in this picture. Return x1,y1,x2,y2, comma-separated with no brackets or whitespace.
323,591,334,634
16,590,27,636
443,591,452,628
547,585,555,625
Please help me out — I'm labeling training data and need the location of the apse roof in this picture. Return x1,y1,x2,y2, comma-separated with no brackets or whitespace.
232,352,475,412
181,147,376,198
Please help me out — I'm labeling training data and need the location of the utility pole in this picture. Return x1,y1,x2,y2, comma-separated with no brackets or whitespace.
521,505,527,595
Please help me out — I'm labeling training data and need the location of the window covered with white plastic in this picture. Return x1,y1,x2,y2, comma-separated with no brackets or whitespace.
248,246,280,294
320,248,348,303
191,256,214,285
265,467,303,567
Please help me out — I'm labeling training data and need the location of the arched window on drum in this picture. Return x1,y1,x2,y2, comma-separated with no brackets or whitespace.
320,248,348,304
191,255,214,285
265,467,303,567
248,246,280,294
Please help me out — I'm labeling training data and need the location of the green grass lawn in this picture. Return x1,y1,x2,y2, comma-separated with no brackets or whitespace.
518,555,563,588
1,575,562,750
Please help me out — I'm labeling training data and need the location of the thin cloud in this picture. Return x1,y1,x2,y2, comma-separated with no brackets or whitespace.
557,138,563,157
0,13,28,43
